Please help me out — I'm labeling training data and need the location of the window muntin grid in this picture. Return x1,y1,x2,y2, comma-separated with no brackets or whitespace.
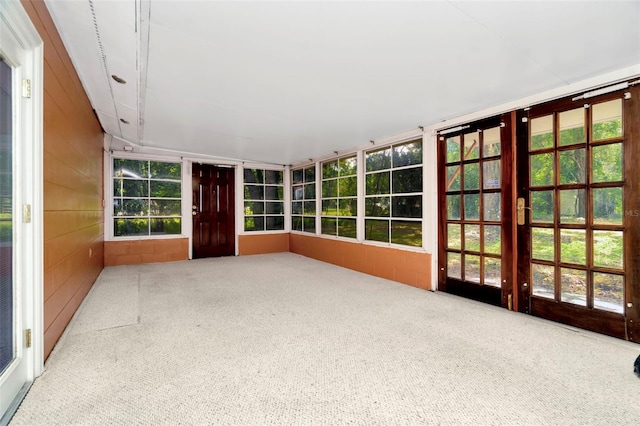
113,159,182,237
321,155,357,238
243,168,284,232
291,165,316,233
364,140,422,247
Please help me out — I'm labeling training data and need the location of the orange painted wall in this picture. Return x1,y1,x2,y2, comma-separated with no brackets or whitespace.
238,233,290,255
22,0,105,359
105,238,189,266
290,234,431,290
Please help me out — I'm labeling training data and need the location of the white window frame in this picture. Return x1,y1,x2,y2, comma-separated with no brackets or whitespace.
320,153,359,240
363,139,424,248
105,151,188,241
240,166,286,233
290,164,317,234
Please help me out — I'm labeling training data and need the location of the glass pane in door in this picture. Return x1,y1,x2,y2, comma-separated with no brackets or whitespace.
0,58,13,373
527,97,625,314
444,125,503,287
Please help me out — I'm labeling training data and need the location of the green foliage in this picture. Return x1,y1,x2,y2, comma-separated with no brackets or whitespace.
0,220,11,243
391,221,421,247
592,143,622,183
152,218,181,234
592,119,621,140
365,219,388,243
464,225,480,251
366,172,389,195
593,231,623,269
559,126,584,146
113,159,182,237
150,181,181,198
338,218,357,238
366,147,391,171
392,168,422,194
338,157,357,176
560,229,586,265
447,166,460,191
150,161,181,179
114,218,149,236
364,219,421,247
530,153,554,186
531,191,553,222
393,140,422,167
447,223,460,249
365,197,390,217
559,148,585,184
244,169,264,184
462,133,479,160
531,131,553,151
322,161,339,179
463,163,479,190
445,137,460,163
531,228,554,261
464,194,479,220
447,195,461,220
593,188,622,224
484,225,501,254
338,177,357,197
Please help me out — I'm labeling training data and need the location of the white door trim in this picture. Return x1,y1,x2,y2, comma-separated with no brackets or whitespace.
0,0,44,420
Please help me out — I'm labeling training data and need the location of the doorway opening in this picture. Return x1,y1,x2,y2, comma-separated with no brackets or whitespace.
438,83,640,342
191,164,235,258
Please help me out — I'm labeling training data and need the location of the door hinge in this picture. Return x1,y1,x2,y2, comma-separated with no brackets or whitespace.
22,79,31,98
23,204,31,223
25,329,32,348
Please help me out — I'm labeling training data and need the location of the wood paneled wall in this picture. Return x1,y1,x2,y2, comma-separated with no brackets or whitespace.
105,238,189,266
290,234,431,290
22,0,105,359
238,233,290,255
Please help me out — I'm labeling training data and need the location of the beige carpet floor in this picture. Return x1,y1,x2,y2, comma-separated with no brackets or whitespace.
10,253,640,425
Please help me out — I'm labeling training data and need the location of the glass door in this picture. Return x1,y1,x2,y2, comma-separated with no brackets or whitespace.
0,54,27,421
0,55,14,382
518,85,640,340
438,114,515,307
1,3,42,419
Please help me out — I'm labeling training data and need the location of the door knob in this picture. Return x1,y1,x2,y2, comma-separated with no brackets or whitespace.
192,205,197,210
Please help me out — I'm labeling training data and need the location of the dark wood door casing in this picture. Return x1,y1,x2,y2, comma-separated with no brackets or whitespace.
516,84,639,341
437,113,514,308
192,164,235,258
515,109,531,314
623,85,640,342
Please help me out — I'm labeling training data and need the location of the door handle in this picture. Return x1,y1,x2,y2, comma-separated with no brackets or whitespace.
517,197,531,225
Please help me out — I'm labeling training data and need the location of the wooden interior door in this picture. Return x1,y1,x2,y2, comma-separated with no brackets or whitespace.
517,84,640,341
438,114,515,307
192,164,235,258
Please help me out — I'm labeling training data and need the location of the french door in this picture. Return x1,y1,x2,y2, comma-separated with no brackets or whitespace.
438,82,640,342
0,15,39,419
438,114,515,308
518,84,640,340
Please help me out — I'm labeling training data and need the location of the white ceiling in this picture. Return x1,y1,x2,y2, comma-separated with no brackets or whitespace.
44,0,640,165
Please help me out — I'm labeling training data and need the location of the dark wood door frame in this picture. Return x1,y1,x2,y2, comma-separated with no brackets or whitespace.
516,84,640,341
438,83,640,342
192,163,236,259
437,113,515,308
625,85,640,342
